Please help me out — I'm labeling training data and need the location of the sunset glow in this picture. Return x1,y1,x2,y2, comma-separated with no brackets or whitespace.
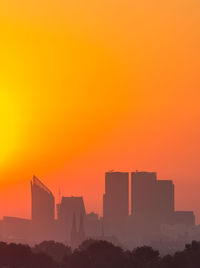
0,91,20,166
0,0,200,221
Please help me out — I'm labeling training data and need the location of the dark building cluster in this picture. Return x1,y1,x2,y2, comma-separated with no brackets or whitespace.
103,171,195,249
0,172,197,250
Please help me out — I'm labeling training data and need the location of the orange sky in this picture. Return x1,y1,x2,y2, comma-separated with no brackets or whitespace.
0,0,200,222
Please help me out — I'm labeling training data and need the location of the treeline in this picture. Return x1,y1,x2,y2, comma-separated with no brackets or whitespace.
1,239,200,268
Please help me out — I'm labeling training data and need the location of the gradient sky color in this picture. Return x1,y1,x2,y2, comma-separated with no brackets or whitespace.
0,0,200,221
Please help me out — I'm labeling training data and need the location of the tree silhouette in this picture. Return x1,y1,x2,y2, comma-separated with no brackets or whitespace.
2,240,200,268
131,246,160,268
30,251,58,268
34,240,72,262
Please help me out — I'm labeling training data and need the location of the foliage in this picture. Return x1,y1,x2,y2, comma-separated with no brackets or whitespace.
1,240,200,268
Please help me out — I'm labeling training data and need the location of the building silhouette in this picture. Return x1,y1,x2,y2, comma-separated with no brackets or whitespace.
85,212,101,237
103,172,129,221
0,170,196,249
131,171,174,223
70,213,78,249
0,216,31,243
101,170,195,243
129,171,175,239
172,211,195,226
156,179,174,222
103,172,129,238
131,172,157,215
57,196,86,243
78,213,86,243
31,176,55,222
70,212,86,249
31,176,55,240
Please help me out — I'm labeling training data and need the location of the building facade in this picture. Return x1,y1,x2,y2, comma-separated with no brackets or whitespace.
31,176,55,240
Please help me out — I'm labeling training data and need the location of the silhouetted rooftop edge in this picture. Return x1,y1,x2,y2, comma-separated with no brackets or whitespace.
32,176,53,196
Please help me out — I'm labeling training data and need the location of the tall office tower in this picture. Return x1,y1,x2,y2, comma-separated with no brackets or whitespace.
156,180,174,221
31,176,55,223
57,196,86,242
103,172,129,222
31,176,55,240
131,171,157,216
131,171,174,223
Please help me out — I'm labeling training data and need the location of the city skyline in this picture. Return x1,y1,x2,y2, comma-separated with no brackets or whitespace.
0,169,198,221
2,170,196,220
1,0,200,225
1,170,196,219
0,171,196,249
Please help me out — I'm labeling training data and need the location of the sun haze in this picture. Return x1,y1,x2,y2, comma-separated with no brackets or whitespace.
0,0,200,221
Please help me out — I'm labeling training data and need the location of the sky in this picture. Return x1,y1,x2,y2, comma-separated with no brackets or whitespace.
0,0,200,221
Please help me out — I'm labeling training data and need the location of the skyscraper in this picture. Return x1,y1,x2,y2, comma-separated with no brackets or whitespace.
131,171,157,216
131,171,174,223
156,180,174,222
103,171,129,222
31,176,55,240
31,176,55,223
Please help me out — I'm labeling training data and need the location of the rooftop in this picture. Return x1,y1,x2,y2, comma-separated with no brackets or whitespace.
31,176,53,196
